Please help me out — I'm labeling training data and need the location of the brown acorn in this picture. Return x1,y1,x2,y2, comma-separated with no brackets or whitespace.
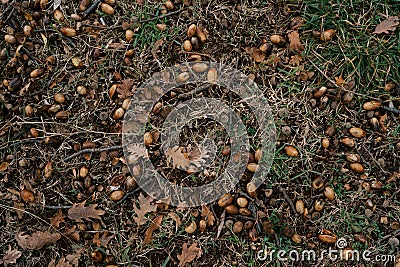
325,126,335,136
244,221,254,230
199,219,206,233
314,86,327,98
314,199,325,211
324,187,335,200
292,234,302,243
153,102,163,114
312,177,325,189
30,128,39,138
321,138,330,148
54,93,65,104
23,25,33,36
144,132,153,147
76,85,87,95
196,27,207,43
185,221,197,233
246,163,258,173
79,165,89,178
349,127,366,138
249,228,258,241
44,161,53,179
30,69,44,78
79,0,91,11
192,63,208,72
284,145,299,157
363,101,381,111
349,163,364,173
113,108,125,120
236,197,248,208
183,40,192,52
164,1,174,10
188,54,202,61
318,230,337,243
176,72,190,82
60,27,76,37
125,29,134,42
218,193,233,207
255,149,262,162
320,29,336,41
55,110,69,120
270,34,285,45
110,190,124,202
4,34,16,44
90,251,103,263
187,24,197,37
20,189,35,202
100,3,114,14
247,182,257,198
156,24,167,31
239,208,251,216
345,153,360,163
25,105,34,117
104,0,116,4
341,137,355,147
295,199,305,214
190,36,200,50
53,10,64,21
225,204,239,215
370,117,379,131
233,221,243,233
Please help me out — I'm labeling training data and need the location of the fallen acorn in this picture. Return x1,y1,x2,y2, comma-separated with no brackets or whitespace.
207,68,218,83
246,163,258,173
30,128,39,138
270,34,285,45
100,3,114,14
318,230,337,244
79,0,90,10
188,54,202,61
244,221,254,230
345,153,360,162
187,24,197,37
192,63,208,72
341,137,355,147
156,24,167,31
79,165,89,178
20,189,35,202
218,193,233,207
144,132,153,147
153,102,163,114
295,199,305,214
176,72,190,83
90,251,103,263
183,40,192,52
320,29,336,42
190,36,200,50
199,219,206,233
185,221,197,233
225,204,239,215
370,118,379,131
321,138,330,148
349,163,364,174
25,105,34,117
292,234,302,243
314,199,325,211
76,85,87,95
54,93,65,104
30,69,44,78
196,27,207,43
249,228,258,241
314,86,327,98
55,110,69,120
125,29,134,42
324,187,335,200
44,161,53,179
363,100,381,111
4,34,16,43
113,108,125,120
53,10,64,21
164,0,174,10
239,208,251,216
60,27,76,37
349,127,366,138
255,148,262,162
236,197,248,208
110,190,124,202
284,145,299,157
23,25,33,36
122,98,131,110
247,182,257,198
104,0,116,4
233,221,243,233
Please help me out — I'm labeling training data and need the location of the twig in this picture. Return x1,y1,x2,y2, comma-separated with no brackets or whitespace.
382,106,400,115
279,188,298,216
63,145,123,161
0,138,43,151
378,228,400,244
116,187,141,205
0,0,16,20
36,204,72,209
82,0,102,18
216,210,226,239
177,84,212,100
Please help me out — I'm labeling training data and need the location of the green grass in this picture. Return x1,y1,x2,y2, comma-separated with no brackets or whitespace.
303,0,400,93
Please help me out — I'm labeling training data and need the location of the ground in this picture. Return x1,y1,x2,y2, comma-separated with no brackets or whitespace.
0,0,399,266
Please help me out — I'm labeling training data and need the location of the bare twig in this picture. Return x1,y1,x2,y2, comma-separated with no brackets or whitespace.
382,106,400,115
0,0,16,20
216,210,226,238
279,187,298,216
116,187,141,205
63,145,123,161
82,0,102,18
0,138,43,151
177,84,212,100
378,228,400,244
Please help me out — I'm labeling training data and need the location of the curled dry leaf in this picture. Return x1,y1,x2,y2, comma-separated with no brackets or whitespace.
143,215,164,245
0,247,22,266
16,231,61,250
288,31,304,53
92,231,115,247
67,201,105,222
177,243,202,267
252,48,266,63
165,145,207,172
373,16,399,34
201,205,215,226
133,193,158,226
50,209,65,228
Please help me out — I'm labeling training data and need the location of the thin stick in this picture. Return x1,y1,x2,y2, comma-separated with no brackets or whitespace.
382,106,400,115
378,228,400,244
63,145,123,161
177,84,212,100
0,0,16,19
82,0,102,18
279,188,298,216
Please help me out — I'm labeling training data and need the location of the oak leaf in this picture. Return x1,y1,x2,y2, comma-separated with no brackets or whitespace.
252,48,266,63
177,243,202,267
289,55,302,66
0,247,22,266
201,205,215,226
67,201,105,223
373,16,399,34
165,145,206,172
50,209,65,228
117,79,135,99
335,75,346,86
15,231,61,250
288,31,304,53
143,215,163,245
92,232,114,247
133,193,158,226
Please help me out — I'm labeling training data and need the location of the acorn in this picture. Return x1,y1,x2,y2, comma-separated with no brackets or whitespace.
122,98,131,110
318,230,337,244
188,54,202,61
55,110,69,120
100,3,114,14
248,228,258,241
221,146,231,156
60,27,76,37
314,86,327,98
176,72,190,82
292,234,302,243
113,108,125,120
284,145,299,157
79,165,89,178
324,187,335,200
187,24,197,37
247,182,257,198
244,221,254,230
225,204,239,215
363,101,381,111
53,10,64,21
342,92,354,104
190,36,200,50
254,149,262,162
185,221,197,233
345,153,360,163
71,57,83,68
270,34,285,45
320,29,336,41
236,197,248,208
104,0,116,4
199,219,206,233
30,69,44,78
233,221,243,233
218,193,233,207
4,34,16,43
90,251,103,263
239,208,251,216
183,40,192,52
20,189,35,202
125,29,134,42
164,0,174,10
153,102,163,114
225,219,234,229
321,138,330,148
110,190,124,202
25,105,34,117
349,127,366,138
48,104,61,114
160,5,167,14
71,14,82,21
246,163,258,173
125,49,134,57
325,126,335,136
144,132,153,147
314,199,325,211
44,161,53,179
77,85,87,95
295,199,305,214
192,63,208,72
259,42,271,53
54,93,65,104
156,23,167,31
23,25,33,36
30,128,39,138
350,163,364,173
354,233,367,244
79,0,90,10
370,118,379,131
312,176,325,190
196,27,207,43
341,137,355,147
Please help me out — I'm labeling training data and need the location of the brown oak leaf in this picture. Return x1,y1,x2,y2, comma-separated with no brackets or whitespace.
288,31,304,53
335,75,346,86
289,55,302,66
251,48,266,63
117,79,135,99
67,201,105,223
133,193,158,226
15,231,61,250
177,243,202,267
50,209,65,228
373,16,399,34
201,205,215,226
0,247,22,266
92,232,114,247
143,215,163,245
165,145,206,172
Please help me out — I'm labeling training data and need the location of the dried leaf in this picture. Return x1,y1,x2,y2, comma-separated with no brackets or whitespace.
50,210,65,228
335,75,346,86
133,193,158,226
0,247,22,266
67,201,105,222
16,231,61,250
165,145,207,172
177,243,202,267
0,162,9,171
152,38,164,59
117,79,135,99
92,232,114,247
168,212,182,228
65,226,80,241
201,205,215,226
288,31,304,53
251,48,266,63
289,55,302,66
143,215,163,245
373,16,399,34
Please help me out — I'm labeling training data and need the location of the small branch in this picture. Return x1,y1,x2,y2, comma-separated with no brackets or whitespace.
116,187,141,205
82,0,102,18
382,106,400,115
63,145,123,161
378,228,400,244
177,84,212,100
279,188,298,216
0,0,16,20
0,138,43,151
